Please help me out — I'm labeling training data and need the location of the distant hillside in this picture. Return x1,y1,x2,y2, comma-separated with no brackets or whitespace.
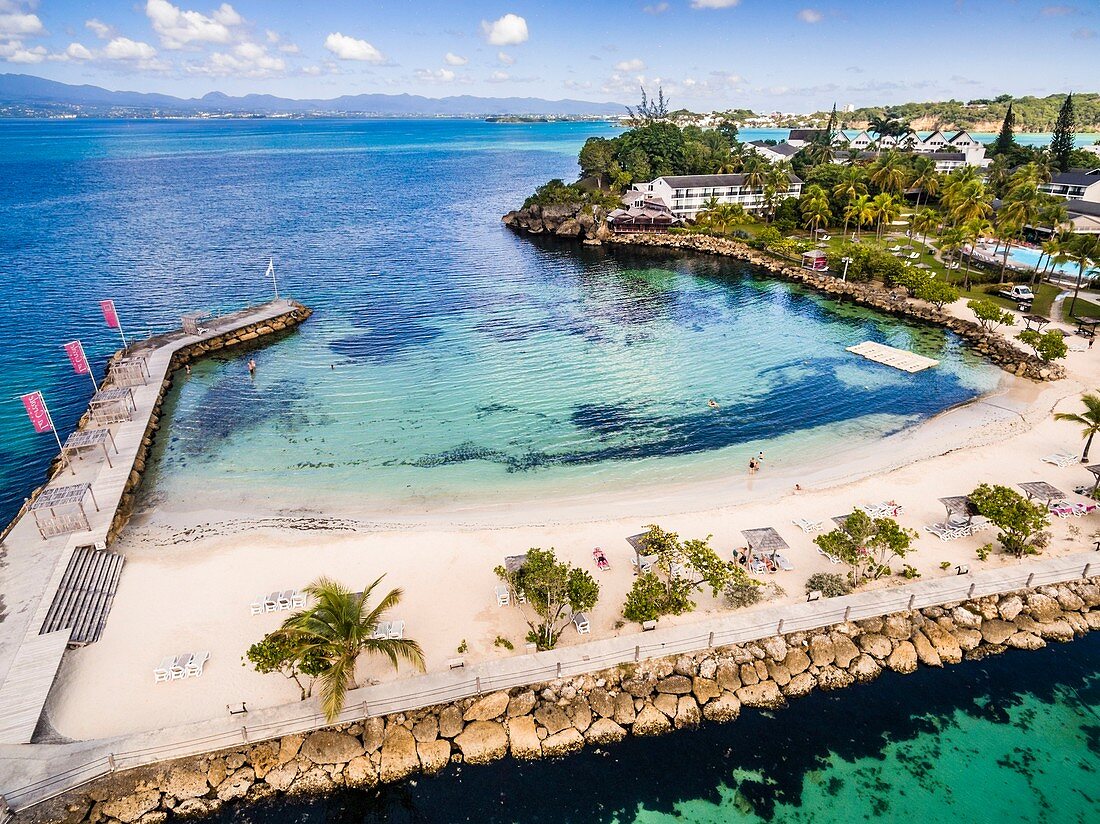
822,93,1100,133
0,74,623,118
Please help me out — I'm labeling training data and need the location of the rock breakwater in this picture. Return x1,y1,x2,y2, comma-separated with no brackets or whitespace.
21,578,1098,823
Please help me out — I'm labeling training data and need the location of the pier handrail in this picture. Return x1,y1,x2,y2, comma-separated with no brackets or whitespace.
1,551,1094,813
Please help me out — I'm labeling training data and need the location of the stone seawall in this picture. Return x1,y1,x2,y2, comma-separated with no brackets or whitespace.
22,578,1098,823
603,233,1061,383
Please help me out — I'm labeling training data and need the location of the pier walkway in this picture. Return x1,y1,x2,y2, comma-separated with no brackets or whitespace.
0,300,305,746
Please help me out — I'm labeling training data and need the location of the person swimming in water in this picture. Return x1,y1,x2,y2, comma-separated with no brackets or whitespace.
708,398,720,409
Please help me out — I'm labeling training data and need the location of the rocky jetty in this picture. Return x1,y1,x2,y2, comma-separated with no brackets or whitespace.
501,202,610,243
23,578,1099,823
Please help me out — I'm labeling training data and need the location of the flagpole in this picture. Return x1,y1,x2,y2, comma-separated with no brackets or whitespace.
78,341,98,392
267,257,279,301
41,396,66,457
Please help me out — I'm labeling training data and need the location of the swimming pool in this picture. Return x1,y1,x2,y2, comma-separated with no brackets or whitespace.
1005,245,1099,280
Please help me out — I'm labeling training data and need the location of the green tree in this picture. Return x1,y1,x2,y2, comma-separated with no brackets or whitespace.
1016,329,1068,363
967,299,1016,332
1050,92,1076,173
244,632,328,701
277,577,424,722
578,137,616,188
969,483,1050,558
870,192,901,239
814,510,917,582
495,547,599,650
621,524,739,623
994,102,1016,155
917,278,960,309
909,156,940,208
1054,392,1100,462
910,207,940,259
869,150,909,195
800,184,832,236
626,86,670,125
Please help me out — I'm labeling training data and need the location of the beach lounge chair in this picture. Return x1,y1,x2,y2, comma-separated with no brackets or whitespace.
290,590,306,609
1049,502,1076,519
186,652,210,678
592,548,611,571
816,546,841,564
372,621,392,640
907,252,919,259
572,612,590,634
387,620,405,640
495,585,510,607
248,595,265,616
170,653,192,680
1042,453,1079,468
277,591,293,611
515,589,527,604
773,553,794,571
263,592,280,613
889,244,902,252
793,518,822,533
153,655,174,683
748,558,767,575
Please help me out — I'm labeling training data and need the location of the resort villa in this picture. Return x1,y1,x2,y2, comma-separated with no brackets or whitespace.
607,192,684,233
629,172,804,220
745,140,803,163
1039,168,1100,202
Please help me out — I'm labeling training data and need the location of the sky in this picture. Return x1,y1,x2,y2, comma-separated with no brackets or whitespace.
0,0,1096,111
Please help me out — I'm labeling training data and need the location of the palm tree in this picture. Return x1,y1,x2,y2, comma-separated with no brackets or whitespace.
763,161,793,223
869,150,908,195
910,207,939,260
801,185,832,237
832,167,867,238
986,154,1013,198
939,225,966,277
948,180,992,226
279,576,424,721
1064,233,1100,318
870,192,901,239
1054,393,1100,463
960,217,994,291
846,194,874,239
909,156,940,208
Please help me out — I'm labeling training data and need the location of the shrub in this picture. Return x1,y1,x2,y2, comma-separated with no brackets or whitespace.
939,561,952,570
805,572,852,598
976,544,992,561
969,483,1050,557
968,299,1015,332
493,636,514,650
725,577,764,608
1017,329,1068,362
900,564,922,579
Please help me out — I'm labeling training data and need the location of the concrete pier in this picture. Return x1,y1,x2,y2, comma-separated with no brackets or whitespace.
0,299,311,746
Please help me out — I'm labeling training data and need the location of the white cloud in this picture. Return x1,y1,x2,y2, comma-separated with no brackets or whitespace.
415,67,456,82
488,70,510,82
643,3,670,13
324,31,385,62
691,0,741,8
190,41,286,77
481,13,528,46
444,51,467,65
278,42,299,54
797,8,823,23
302,64,321,76
65,42,93,60
265,29,279,43
145,0,241,49
85,19,111,39
615,58,645,71
497,51,515,65
0,12,43,36
3,42,45,63
103,36,158,61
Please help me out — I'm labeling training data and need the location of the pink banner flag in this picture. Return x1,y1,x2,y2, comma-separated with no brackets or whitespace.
100,299,120,329
64,340,90,375
21,391,53,433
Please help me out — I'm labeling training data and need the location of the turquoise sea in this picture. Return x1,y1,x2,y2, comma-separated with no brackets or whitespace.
0,119,1002,520
211,631,1100,823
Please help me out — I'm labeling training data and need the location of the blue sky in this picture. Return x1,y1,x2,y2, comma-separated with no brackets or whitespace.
0,0,1096,110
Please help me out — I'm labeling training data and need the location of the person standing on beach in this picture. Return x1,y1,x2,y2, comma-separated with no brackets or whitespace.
748,457,758,474
756,451,765,469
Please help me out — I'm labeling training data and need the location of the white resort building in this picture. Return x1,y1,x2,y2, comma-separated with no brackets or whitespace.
745,140,802,163
1039,168,1100,202
629,172,804,220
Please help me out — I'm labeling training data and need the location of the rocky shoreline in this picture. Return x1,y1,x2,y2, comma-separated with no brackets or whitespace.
500,212,1062,383
23,578,1098,823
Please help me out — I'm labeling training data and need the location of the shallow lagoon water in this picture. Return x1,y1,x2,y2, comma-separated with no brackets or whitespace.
0,118,1003,519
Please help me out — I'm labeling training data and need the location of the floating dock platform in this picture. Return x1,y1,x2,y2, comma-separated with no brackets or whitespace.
846,341,939,373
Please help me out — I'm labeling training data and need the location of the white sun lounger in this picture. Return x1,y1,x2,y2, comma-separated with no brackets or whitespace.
1042,452,1079,468
773,553,794,571
387,620,405,640
793,518,822,533
277,591,293,611
291,590,306,609
248,595,265,616
372,621,392,640
153,655,174,683
573,612,590,634
186,652,210,678
495,585,510,607
170,652,192,680
263,592,280,613
816,546,841,564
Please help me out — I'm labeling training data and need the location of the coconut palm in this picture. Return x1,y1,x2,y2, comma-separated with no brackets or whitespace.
939,226,966,275
869,151,908,195
832,167,867,237
279,576,424,721
846,194,874,239
986,154,1013,198
801,185,832,237
1064,233,1100,318
960,217,994,291
948,179,992,226
1054,393,1100,463
909,156,940,208
910,208,939,260
870,192,901,239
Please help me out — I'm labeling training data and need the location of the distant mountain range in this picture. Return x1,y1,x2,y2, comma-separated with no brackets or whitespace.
0,73,623,118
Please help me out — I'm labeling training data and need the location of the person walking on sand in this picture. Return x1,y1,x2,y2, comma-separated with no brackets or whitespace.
756,451,765,469
748,456,758,474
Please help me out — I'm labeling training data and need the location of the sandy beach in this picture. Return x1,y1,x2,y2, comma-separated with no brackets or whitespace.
42,310,1100,741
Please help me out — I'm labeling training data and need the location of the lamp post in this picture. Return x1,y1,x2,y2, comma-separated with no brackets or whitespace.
841,256,853,282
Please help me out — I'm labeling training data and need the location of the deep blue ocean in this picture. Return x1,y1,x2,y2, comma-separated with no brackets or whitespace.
0,119,1097,821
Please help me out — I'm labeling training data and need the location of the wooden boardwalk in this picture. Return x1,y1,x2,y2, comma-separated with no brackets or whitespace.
846,341,940,373
0,300,303,746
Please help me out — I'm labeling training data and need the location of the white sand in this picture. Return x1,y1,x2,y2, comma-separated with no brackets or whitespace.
43,305,1100,740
